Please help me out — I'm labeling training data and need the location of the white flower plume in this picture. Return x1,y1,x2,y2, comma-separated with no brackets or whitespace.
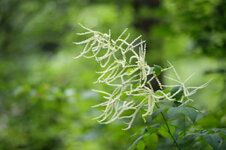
73,24,208,130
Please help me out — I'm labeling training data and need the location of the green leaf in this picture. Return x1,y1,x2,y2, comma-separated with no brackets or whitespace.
158,124,175,140
219,129,226,135
173,101,182,107
170,86,183,100
203,134,222,150
129,136,143,150
155,90,170,97
182,107,198,123
143,133,158,150
186,132,207,138
154,65,162,76
155,91,164,96
163,89,170,94
136,141,145,150
147,126,159,134
167,106,198,123
186,105,199,111
127,68,134,74
151,107,165,120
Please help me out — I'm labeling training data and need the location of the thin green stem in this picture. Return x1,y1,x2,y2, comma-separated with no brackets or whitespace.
156,104,181,150
183,115,186,150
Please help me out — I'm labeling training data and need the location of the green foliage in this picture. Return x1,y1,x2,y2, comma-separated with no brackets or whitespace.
170,86,183,100
151,107,165,121
0,0,225,150
143,133,158,150
158,124,175,139
153,65,162,76
203,134,222,150
164,0,226,58
168,106,198,123
130,130,158,150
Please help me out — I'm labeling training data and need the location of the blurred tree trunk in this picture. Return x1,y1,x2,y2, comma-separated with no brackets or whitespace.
132,0,163,91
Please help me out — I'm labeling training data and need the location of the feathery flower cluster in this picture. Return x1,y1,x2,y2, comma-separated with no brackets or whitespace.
73,24,208,130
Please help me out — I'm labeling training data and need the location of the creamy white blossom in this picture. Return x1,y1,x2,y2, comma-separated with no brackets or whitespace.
74,24,208,130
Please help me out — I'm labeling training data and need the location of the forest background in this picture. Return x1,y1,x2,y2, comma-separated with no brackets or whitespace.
0,0,225,149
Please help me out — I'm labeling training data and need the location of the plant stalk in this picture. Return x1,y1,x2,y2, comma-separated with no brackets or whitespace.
156,104,181,150
183,115,186,149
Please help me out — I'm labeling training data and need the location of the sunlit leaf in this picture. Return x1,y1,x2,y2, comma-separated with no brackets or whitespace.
136,141,145,150
143,133,158,150
158,124,175,140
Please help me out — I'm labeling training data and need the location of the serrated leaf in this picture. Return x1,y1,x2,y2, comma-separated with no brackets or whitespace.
154,65,162,76
167,106,198,123
203,134,222,150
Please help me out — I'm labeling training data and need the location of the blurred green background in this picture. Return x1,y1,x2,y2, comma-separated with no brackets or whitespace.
0,0,225,149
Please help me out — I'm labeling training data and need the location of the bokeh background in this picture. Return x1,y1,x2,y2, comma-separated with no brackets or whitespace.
0,0,225,149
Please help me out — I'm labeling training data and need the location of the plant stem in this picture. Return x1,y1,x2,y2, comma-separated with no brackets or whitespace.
156,104,181,150
183,115,186,150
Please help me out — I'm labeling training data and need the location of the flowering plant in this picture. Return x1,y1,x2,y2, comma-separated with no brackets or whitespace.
74,24,208,130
